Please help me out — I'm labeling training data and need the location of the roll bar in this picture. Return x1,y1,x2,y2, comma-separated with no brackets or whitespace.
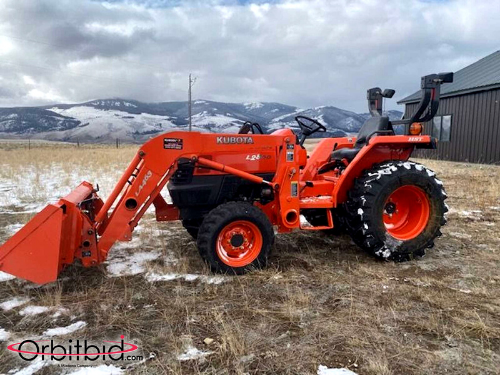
392,72,454,127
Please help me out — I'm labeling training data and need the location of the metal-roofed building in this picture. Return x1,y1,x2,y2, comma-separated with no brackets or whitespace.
398,51,500,164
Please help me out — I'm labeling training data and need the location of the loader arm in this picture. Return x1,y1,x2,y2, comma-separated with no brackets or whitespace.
95,132,281,258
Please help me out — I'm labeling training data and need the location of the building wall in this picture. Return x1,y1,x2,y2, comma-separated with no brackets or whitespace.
404,88,500,164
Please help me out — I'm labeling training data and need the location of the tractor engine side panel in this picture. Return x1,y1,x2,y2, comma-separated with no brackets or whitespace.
167,173,275,221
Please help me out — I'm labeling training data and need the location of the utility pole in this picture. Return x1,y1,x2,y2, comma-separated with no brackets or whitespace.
188,73,197,132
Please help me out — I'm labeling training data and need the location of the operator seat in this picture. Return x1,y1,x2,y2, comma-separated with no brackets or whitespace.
331,116,393,162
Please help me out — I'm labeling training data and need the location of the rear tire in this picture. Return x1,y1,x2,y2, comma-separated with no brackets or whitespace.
197,202,274,274
345,161,447,261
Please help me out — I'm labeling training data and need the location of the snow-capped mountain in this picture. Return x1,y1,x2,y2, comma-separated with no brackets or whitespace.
267,106,369,138
0,99,402,143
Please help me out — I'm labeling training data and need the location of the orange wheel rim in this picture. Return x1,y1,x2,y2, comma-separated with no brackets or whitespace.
383,185,430,240
216,220,263,267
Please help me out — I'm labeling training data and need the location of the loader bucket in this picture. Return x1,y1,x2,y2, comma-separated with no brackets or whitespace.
0,182,97,284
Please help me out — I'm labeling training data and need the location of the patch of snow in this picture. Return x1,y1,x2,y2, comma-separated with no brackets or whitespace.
440,188,448,199
146,272,226,285
106,247,161,277
19,305,50,316
269,108,303,123
52,307,70,318
318,365,358,375
244,102,264,110
177,345,213,361
0,296,30,311
300,215,312,228
43,321,87,337
67,364,124,375
367,165,397,183
375,246,392,259
0,327,10,341
0,271,16,282
11,358,49,375
191,112,241,128
300,196,332,203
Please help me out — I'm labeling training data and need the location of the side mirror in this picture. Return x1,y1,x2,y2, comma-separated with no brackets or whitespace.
422,72,454,88
438,72,454,83
382,89,395,98
367,88,395,117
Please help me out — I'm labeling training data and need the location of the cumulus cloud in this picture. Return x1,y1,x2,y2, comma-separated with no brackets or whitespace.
0,0,498,111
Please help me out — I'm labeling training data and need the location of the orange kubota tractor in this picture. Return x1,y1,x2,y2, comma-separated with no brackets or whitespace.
0,73,453,284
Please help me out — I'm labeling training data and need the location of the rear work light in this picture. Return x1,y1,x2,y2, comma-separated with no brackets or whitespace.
409,122,423,135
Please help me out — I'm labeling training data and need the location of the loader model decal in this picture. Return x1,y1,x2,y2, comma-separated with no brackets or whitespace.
216,136,254,144
135,170,153,197
246,154,271,161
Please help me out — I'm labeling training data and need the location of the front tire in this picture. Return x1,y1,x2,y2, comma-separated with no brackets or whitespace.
345,161,447,261
197,202,274,274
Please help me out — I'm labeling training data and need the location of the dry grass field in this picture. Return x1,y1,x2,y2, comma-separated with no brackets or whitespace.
0,141,499,374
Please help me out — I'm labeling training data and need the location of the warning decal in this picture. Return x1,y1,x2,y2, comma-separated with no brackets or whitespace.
164,138,183,150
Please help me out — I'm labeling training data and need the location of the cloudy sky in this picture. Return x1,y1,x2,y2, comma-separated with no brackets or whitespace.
0,0,499,112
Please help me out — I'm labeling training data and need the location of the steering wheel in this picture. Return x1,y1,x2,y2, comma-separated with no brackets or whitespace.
238,121,264,134
295,116,326,145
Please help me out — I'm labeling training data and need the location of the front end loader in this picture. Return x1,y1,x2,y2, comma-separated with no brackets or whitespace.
0,72,453,284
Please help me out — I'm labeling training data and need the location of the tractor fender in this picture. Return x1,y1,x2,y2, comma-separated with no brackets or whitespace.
332,135,433,205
